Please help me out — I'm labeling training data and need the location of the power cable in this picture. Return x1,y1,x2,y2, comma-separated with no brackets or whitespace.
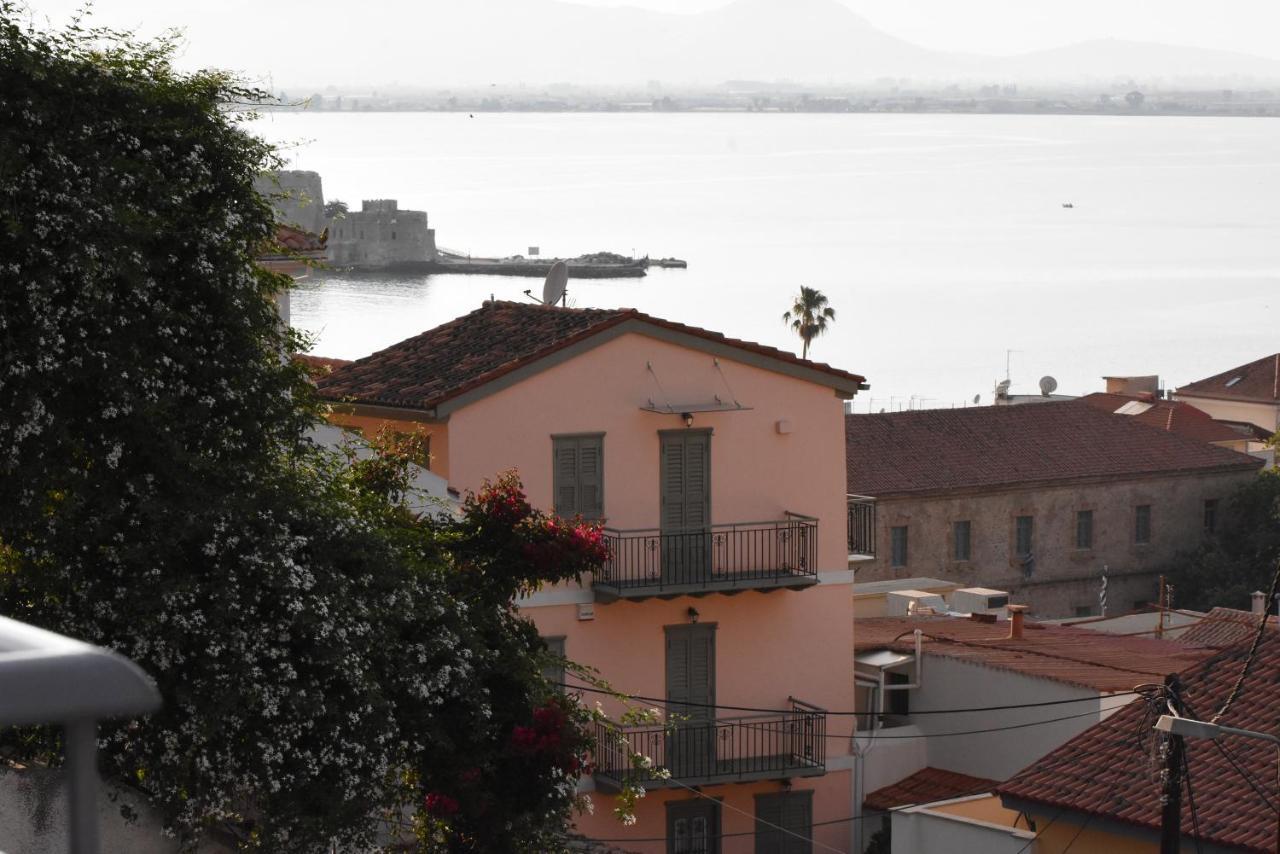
1181,697,1279,814
1181,752,1205,854
1210,557,1280,724
664,776,844,854
560,679,1140,717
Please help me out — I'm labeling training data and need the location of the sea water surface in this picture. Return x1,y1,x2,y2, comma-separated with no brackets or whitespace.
252,111,1280,407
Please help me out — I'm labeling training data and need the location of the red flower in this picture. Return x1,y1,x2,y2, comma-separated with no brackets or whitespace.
424,792,460,816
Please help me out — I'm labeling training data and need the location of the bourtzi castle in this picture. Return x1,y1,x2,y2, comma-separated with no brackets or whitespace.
259,170,437,270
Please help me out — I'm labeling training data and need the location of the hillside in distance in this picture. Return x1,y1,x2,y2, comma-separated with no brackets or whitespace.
240,0,1280,87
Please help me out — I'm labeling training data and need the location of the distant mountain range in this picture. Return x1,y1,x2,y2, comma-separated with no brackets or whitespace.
250,0,1280,88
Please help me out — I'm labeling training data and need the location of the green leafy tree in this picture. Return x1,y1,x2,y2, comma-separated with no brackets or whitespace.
324,198,349,219
1165,470,1280,611
782,286,837,359
0,9,633,852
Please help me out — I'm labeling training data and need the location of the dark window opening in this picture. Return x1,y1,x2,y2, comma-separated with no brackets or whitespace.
1015,515,1034,557
1204,499,1219,535
890,526,908,567
953,520,971,561
1135,505,1152,544
1076,510,1093,550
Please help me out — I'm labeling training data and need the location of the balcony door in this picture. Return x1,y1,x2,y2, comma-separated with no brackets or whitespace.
660,430,712,585
667,797,720,854
666,623,716,779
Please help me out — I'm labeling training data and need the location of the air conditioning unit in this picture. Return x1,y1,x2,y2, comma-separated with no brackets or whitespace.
950,587,1010,617
885,590,949,617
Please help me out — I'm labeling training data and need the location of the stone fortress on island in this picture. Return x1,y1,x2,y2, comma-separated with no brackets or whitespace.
258,170,437,271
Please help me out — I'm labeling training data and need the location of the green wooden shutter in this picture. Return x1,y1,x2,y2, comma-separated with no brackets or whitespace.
552,435,604,518
554,439,579,515
666,625,714,721
662,436,687,532
754,792,813,854
685,433,710,530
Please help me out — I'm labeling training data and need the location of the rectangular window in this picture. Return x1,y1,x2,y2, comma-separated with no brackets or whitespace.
540,636,565,692
953,521,971,561
1074,605,1097,618
1076,510,1093,550
1135,505,1152,544
890,526,908,567
391,230,397,240
1015,515,1034,557
552,434,604,519
755,791,813,854
1204,499,1219,535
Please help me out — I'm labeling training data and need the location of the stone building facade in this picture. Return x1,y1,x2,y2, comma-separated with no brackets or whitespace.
328,199,437,269
255,170,326,235
846,402,1262,618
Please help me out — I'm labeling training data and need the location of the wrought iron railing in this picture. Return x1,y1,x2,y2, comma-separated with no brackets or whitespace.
847,495,876,557
594,515,818,597
593,699,827,789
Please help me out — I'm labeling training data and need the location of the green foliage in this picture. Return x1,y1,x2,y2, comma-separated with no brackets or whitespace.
324,199,349,219
781,286,837,359
1165,471,1280,611
0,9,617,852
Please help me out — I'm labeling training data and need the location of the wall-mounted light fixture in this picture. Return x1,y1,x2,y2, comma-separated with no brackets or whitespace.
687,606,700,624
681,412,694,428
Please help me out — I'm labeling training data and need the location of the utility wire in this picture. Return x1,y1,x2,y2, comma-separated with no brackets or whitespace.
1183,695,1280,814
1210,557,1280,724
1181,752,1205,854
664,776,845,854
560,680,1140,717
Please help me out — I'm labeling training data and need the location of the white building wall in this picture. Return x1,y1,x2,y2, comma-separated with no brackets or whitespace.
909,657,1107,780
891,800,1035,854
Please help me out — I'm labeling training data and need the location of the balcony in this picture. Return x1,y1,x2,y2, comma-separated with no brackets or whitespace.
847,495,876,558
593,515,818,602
593,699,827,791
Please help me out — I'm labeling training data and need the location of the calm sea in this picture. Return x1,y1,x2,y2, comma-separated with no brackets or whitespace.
251,112,1280,409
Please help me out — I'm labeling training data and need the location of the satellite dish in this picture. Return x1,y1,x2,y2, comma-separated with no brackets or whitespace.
1039,375,1058,397
542,261,569,306
972,394,980,405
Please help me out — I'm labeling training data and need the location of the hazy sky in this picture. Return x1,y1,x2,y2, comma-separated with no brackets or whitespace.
28,0,1280,60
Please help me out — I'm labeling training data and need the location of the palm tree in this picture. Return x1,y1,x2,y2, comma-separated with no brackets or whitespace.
782,286,836,359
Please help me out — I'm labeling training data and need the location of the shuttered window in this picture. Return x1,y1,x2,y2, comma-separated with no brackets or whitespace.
540,636,565,692
1135,505,1152,544
1015,515,1034,557
754,791,813,854
552,434,604,519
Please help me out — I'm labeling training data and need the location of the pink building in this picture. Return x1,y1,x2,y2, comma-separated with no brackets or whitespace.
317,301,867,852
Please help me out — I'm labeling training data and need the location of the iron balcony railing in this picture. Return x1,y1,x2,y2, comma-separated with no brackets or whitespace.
847,495,876,557
593,699,827,790
593,514,818,600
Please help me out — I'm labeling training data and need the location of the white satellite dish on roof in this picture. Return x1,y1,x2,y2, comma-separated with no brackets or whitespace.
1039,375,1058,397
542,261,568,307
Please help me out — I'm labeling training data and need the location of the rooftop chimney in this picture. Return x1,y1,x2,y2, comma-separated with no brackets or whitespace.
1252,591,1267,615
1008,604,1029,640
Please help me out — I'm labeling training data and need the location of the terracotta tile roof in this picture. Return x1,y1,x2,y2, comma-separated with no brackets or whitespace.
274,223,328,253
844,402,1262,498
997,631,1280,852
294,354,352,373
1179,607,1278,649
317,301,865,411
1078,393,1244,444
1178,353,1280,404
1217,419,1277,442
864,767,998,811
855,616,1213,692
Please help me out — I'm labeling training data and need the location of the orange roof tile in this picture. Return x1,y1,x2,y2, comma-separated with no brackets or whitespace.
998,631,1280,852
1179,607,1278,649
1078,392,1244,444
318,301,866,412
856,616,1213,692
1178,353,1280,404
864,767,997,811
844,403,1261,498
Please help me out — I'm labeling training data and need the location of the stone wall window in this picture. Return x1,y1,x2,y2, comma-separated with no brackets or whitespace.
391,231,397,240
953,520,971,561
1015,515,1034,557
1204,499,1219,535
1135,504,1152,544
1076,510,1093,550
890,525,908,567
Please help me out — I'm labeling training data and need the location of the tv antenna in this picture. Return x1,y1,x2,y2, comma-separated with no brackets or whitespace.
1039,375,1059,397
972,394,981,405
522,260,570,307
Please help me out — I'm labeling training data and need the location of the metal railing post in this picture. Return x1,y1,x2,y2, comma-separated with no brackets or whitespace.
66,718,100,854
